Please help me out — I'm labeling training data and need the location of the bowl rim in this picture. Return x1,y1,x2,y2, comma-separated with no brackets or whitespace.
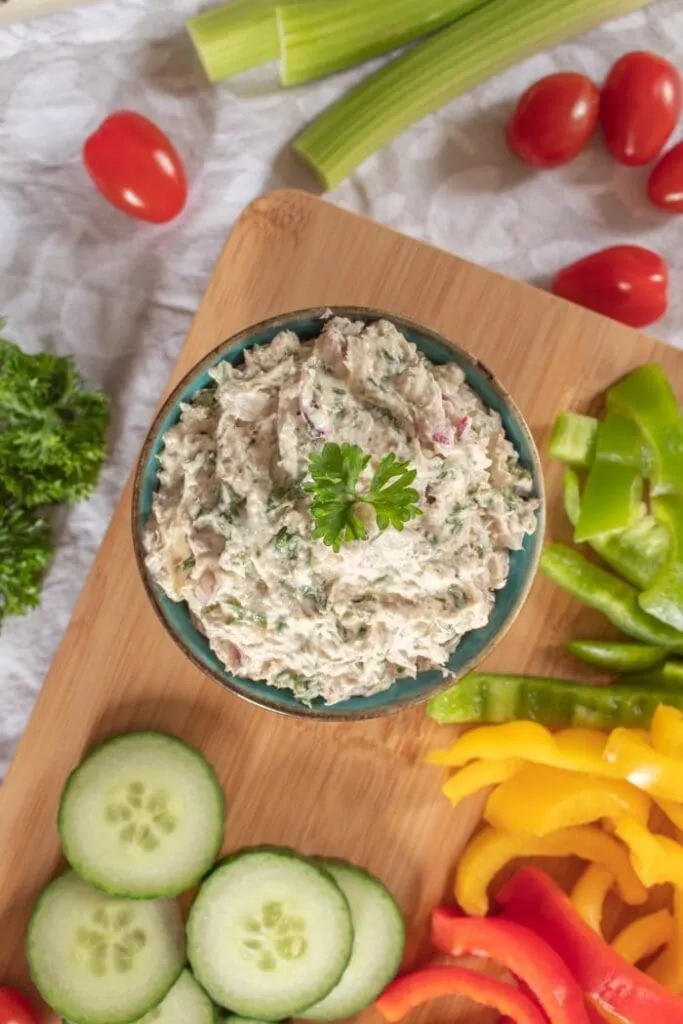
131,304,546,721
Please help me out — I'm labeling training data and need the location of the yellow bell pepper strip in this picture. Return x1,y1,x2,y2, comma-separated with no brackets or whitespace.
652,796,683,832
500,866,683,1024
651,703,683,758
549,411,598,469
484,764,651,836
441,758,522,807
454,825,647,917
540,544,683,650
568,640,666,674
563,468,669,590
611,909,674,965
604,727,683,801
570,864,614,934
650,888,683,993
425,720,617,776
426,671,683,731
614,816,683,888
575,412,644,542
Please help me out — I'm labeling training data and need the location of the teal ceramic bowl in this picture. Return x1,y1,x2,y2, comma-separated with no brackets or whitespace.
132,307,545,720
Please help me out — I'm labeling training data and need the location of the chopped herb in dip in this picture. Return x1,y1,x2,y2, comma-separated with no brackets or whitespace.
143,316,538,705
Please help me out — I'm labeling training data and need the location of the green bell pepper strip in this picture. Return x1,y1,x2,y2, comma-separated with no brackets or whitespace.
608,365,683,631
426,672,683,729
639,495,683,633
540,543,683,650
624,660,683,690
567,641,666,673
563,470,668,590
607,364,683,497
549,412,598,469
574,412,643,542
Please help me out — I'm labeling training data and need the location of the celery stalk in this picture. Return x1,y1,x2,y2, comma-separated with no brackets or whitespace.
187,0,278,83
293,0,654,190
277,0,490,88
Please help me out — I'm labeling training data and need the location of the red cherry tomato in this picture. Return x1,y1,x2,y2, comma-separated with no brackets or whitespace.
506,73,600,168
552,245,668,329
0,988,38,1024
83,111,187,224
648,140,683,212
600,52,682,166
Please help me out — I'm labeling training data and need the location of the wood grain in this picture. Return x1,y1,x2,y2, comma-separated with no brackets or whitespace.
1,190,682,1024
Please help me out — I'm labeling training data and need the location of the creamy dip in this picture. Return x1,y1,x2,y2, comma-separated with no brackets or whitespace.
144,316,538,704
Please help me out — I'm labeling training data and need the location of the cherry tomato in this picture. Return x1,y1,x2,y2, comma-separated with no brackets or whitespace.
83,111,188,224
600,52,682,166
648,140,683,212
552,245,668,329
0,988,38,1024
506,73,600,168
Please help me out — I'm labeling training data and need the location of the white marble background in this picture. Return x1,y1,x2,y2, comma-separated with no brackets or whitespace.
1,0,682,775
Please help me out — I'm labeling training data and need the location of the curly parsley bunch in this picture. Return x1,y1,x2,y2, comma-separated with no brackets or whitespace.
0,321,109,626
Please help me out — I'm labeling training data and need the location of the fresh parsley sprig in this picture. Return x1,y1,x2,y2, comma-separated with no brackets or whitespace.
304,442,421,552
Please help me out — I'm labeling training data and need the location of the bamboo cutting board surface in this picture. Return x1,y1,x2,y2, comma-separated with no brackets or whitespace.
2,189,683,1024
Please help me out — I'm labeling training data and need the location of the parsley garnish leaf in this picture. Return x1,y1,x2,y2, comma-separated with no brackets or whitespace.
305,442,421,552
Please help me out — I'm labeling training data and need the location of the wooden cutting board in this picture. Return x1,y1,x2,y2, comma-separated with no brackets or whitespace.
1,190,682,1024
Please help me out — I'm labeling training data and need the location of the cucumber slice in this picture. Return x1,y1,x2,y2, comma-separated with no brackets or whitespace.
299,860,405,1020
219,1018,273,1024
63,970,215,1024
187,847,353,1019
28,870,185,1024
59,731,225,898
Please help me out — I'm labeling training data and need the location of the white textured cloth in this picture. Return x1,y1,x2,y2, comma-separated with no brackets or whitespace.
1,0,682,775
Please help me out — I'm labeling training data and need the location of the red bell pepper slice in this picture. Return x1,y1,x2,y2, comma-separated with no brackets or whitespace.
498,867,683,1024
431,907,590,1024
375,965,547,1024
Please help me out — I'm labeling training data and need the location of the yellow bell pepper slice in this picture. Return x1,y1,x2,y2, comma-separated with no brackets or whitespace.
650,888,683,993
570,864,614,934
442,758,522,807
611,909,673,965
454,824,647,917
484,764,651,836
653,795,683,832
651,704,683,759
426,721,617,777
603,729,683,801
614,816,683,888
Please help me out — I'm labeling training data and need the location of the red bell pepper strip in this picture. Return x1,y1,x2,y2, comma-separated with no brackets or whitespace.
498,867,683,1023
431,907,590,1024
375,965,547,1024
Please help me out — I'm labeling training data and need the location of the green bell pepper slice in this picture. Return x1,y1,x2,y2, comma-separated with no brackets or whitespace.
567,641,667,673
574,412,643,542
549,412,598,469
625,660,683,690
607,363,683,497
607,365,683,632
563,470,669,590
427,672,683,730
540,543,683,651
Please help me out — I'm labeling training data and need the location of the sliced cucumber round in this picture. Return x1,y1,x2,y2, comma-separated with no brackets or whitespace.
59,731,225,898
299,860,405,1020
187,847,353,1020
63,969,215,1024
28,870,185,1024
219,1017,275,1024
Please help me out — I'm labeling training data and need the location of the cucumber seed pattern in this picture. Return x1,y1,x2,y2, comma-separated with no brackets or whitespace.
241,900,308,972
74,905,146,976
105,781,177,852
